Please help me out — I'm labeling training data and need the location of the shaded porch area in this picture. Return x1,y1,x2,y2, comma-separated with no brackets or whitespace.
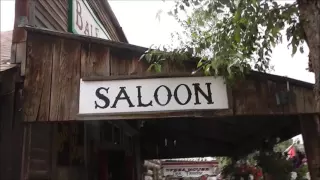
140,114,302,159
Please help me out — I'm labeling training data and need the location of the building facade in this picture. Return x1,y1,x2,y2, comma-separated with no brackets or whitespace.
1,0,319,180
2,1,141,180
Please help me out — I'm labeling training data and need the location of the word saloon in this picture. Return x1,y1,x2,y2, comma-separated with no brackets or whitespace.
79,76,229,114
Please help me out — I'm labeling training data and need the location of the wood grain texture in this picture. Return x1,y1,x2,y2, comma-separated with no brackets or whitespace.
109,49,150,77
24,33,54,122
23,31,316,122
49,38,81,121
81,43,110,77
34,0,68,31
232,78,315,115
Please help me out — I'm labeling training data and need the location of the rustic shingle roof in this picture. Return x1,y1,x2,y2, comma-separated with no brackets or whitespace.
0,30,13,64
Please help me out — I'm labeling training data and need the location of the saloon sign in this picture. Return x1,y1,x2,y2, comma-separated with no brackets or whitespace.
79,76,228,115
70,0,110,40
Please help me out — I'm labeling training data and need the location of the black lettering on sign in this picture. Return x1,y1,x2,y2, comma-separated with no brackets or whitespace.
95,87,110,109
136,86,153,107
84,22,90,35
95,28,99,37
154,85,172,106
90,24,93,36
193,83,214,105
76,0,83,30
174,84,192,105
111,87,135,108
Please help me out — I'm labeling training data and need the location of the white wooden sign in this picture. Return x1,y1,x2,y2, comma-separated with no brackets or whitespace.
163,166,218,178
70,0,110,40
79,76,228,115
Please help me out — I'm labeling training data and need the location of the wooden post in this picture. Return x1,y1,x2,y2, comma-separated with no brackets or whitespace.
134,135,142,180
300,115,320,180
84,122,88,180
12,81,25,180
0,67,17,180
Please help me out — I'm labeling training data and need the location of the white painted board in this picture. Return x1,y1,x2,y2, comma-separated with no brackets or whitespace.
71,0,110,40
79,76,229,115
163,166,218,178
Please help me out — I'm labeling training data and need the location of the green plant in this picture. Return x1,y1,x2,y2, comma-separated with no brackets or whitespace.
141,0,320,177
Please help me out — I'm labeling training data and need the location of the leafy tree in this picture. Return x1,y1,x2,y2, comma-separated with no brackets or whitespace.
141,0,320,178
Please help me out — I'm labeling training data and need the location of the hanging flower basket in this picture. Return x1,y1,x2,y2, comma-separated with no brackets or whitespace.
221,164,263,180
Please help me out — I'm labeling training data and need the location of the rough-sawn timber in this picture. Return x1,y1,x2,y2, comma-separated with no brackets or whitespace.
22,27,315,122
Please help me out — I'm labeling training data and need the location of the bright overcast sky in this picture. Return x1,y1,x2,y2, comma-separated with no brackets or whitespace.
0,0,304,142
1,0,313,83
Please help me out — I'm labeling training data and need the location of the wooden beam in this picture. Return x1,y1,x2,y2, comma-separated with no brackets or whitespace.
76,109,233,120
24,31,316,122
141,122,236,144
141,135,235,159
141,127,235,146
300,115,320,180
234,117,301,156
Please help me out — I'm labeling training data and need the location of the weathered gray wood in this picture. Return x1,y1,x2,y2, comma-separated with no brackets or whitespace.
81,72,202,81
24,33,54,122
110,51,146,76
34,0,68,31
10,43,17,63
81,43,110,78
23,26,146,52
23,31,317,123
28,0,36,26
16,42,27,75
49,38,81,121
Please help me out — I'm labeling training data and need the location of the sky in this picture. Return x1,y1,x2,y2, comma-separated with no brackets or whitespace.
0,0,305,143
1,0,313,82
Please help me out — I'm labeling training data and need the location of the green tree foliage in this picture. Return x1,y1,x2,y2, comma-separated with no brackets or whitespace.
142,0,305,83
218,139,309,179
140,0,320,178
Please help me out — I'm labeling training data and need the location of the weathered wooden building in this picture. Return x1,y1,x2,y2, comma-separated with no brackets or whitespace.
1,0,320,180
2,0,138,180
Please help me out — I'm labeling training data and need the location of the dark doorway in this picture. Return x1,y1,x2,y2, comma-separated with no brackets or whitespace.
108,150,125,180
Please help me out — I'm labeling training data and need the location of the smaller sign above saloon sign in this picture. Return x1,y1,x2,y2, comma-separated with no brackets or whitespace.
70,0,110,40
79,76,228,115
163,167,218,178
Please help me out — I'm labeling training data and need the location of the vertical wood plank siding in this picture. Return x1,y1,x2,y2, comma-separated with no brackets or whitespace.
22,124,53,179
24,32,146,122
23,31,315,122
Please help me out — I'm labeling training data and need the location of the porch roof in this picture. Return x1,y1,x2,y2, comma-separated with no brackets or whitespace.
22,26,315,158
22,26,313,90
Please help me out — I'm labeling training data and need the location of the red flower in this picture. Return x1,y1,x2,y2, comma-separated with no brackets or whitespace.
256,170,263,177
